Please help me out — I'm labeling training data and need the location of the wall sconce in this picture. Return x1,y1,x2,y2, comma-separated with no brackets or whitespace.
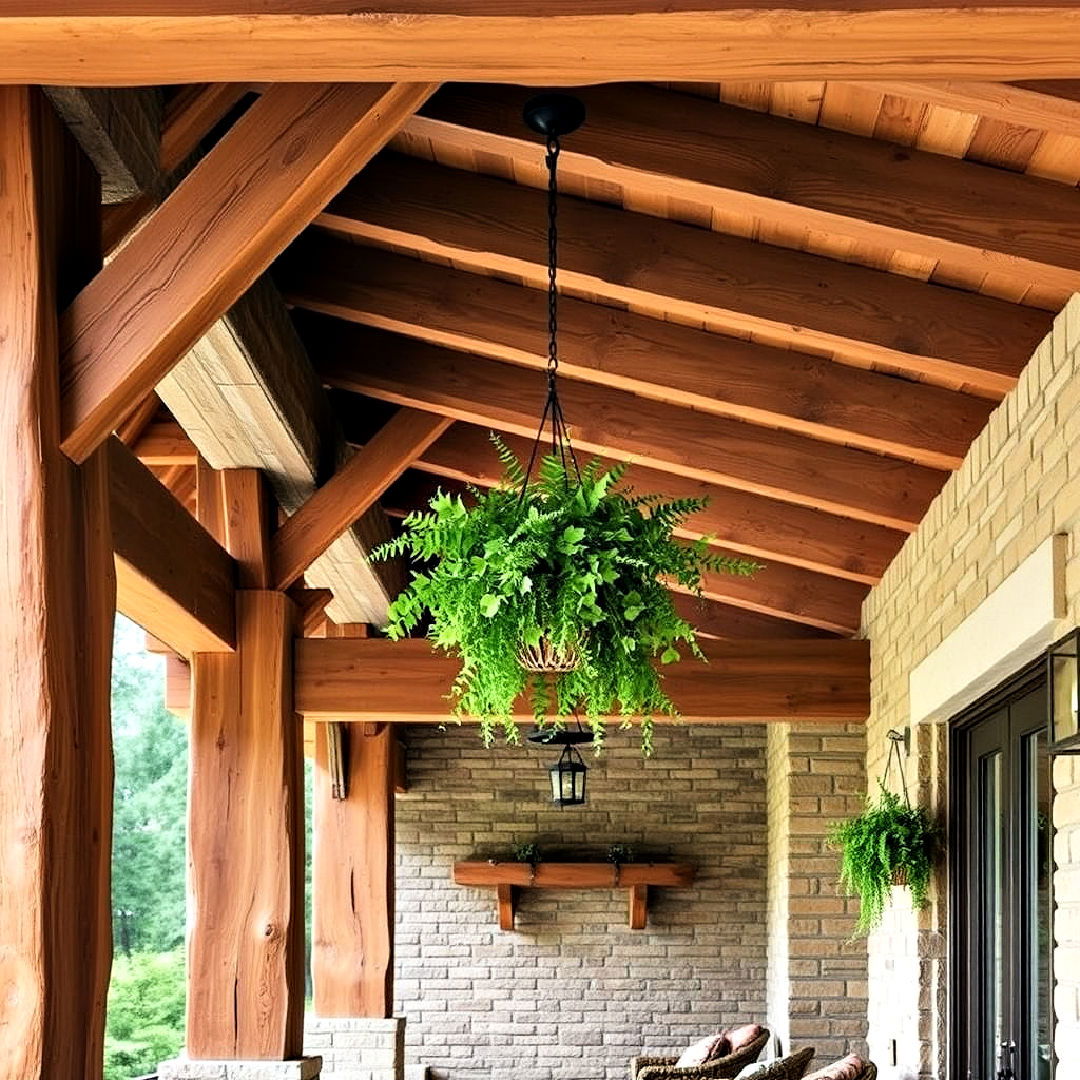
1048,628,1080,754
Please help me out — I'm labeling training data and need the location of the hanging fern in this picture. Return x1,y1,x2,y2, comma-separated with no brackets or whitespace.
828,784,940,936
374,436,761,753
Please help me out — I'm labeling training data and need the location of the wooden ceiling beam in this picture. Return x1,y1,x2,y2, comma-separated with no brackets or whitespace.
133,419,199,466
107,437,236,657
393,424,906,584
379,465,866,633
413,83,1080,301
294,637,871,723
282,235,992,470
301,316,945,532
271,408,452,592
60,80,437,463
318,153,1048,397
4,6,1080,83
670,594,837,641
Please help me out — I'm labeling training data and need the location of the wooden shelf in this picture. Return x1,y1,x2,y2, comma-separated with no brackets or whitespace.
453,861,696,930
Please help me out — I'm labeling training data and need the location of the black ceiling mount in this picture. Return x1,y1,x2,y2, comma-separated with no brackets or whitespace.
523,93,586,139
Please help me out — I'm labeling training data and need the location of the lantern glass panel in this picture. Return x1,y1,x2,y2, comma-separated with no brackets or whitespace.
549,746,587,805
1050,634,1080,748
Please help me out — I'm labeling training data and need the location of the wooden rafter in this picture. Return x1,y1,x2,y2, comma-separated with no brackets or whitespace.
301,316,946,532
159,277,402,625
108,438,236,656
4,6,1080,83
294,637,871,723
670,593,836,641
316,153,1049,396
282,235,993,470
60,80,437,463
132,419,198,465
412,83,1080,300
271,407,453,592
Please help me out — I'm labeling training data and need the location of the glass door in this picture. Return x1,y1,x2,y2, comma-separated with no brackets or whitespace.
952,677,1053,1080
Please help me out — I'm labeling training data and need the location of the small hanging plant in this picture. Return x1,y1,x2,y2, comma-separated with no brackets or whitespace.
828,782,940,936
374,438,759,753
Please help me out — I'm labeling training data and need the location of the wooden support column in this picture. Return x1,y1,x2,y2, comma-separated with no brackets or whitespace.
187,467,305,1059
312,627,395,1017
0,86,115,1080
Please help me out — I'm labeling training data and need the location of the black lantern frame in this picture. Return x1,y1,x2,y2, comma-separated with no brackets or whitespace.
1048,627,1080,754
549,744,588,806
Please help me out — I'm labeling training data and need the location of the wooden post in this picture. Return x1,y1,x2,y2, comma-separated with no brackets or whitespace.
312,619,395,1016
0,86,115,1080
187,468,305,1058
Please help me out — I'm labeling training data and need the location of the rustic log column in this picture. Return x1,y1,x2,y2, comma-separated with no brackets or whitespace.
0,86,115,1079
186,468,306,1060
312,626,396,1019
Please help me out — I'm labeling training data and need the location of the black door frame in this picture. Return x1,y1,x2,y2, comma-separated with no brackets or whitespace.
948,656,1053,1080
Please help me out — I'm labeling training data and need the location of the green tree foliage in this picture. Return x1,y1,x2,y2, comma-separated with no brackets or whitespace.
377,440,760,752
104,949,186,1078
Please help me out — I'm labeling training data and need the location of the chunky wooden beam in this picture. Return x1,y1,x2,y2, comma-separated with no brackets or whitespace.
157,276,402,624
272,407,452,591
108,437,236,656
114,389,163,446
132,418,198,465
303,317,945,531
283,236,992,470
3,7,1080,83
317,152,1049,396
159,83,250,175
188,470,305,1060
313,721,395,1017
413,83,1080,302
59,80,437,463
294,637,871,723
0,85,114,1080
394,423,906,584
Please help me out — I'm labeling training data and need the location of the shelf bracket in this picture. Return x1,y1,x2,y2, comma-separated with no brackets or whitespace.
496,883,516,931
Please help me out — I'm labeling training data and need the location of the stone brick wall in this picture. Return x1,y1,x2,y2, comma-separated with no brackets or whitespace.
394,726,768,1080
766,723,868,1065
860,297,1080,1078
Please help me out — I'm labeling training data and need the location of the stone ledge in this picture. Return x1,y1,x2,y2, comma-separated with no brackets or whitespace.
158,1057,322,1080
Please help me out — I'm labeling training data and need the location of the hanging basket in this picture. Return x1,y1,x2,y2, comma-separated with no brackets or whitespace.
517,636,580,673
891,866,909,888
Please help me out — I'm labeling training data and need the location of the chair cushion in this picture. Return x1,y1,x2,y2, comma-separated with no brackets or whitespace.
676,1034,730,1068
735,1062,770,1079
725,1024,765,1052
803,1054,870,1080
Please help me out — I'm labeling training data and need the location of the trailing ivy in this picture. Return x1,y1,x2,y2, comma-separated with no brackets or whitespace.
828,784,940,936
375,438,760,752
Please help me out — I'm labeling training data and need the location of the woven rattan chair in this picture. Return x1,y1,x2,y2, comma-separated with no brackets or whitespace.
631,1027,770,1080
728,1047,816,1080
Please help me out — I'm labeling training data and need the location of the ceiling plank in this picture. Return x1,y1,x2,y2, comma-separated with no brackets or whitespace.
107,436,236,657
317,153,1049,397
4,6,1080,83
391,423,906,584
845,80,1080,141
413,83,1080,301
60,80,437,463
282,235,992,470
670,593,837,641
271,408,452,592
301,316,946,532
132,419,199,466
158,275,402,624
294,637,870,723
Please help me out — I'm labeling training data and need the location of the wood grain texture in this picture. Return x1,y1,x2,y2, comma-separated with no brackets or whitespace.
3,8,1080,84
158,275,402,624
454,861,697,888
0,85,114,1080
272,407,452,590
669,593,836,641
414,82,1080,299
159,82,249,174
399,424,906,584
294,637,871,722
317,151,1049,395
313,723,395,1018
188,590,305,1059
132,418,198,464
59,80,437,462
303,317,946,531
284,236,992,469
109,438,236,655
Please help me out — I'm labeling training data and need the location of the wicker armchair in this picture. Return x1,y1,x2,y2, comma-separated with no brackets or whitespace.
631,1027,770,1080
733,1047,816,1080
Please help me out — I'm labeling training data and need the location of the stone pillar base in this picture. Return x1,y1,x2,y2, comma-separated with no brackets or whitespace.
158,1058,322,1080
304,1016,405,1080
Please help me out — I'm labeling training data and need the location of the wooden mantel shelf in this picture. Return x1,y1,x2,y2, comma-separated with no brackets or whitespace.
453,861,696,930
